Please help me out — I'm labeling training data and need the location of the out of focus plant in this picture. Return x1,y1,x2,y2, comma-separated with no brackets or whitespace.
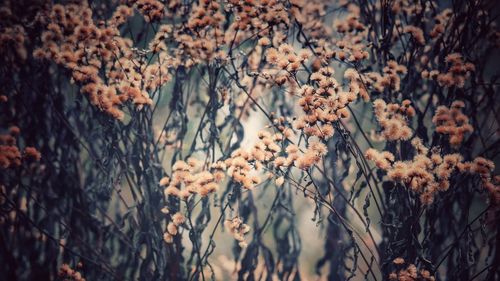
0,0,499,280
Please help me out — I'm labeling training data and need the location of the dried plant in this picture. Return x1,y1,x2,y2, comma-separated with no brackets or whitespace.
0,0,499,280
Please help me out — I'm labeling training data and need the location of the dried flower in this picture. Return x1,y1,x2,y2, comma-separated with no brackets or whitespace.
275,176,285,186
224,217,251,248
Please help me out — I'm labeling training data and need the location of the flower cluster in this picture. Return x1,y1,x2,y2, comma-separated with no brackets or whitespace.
429,8,452,38
368,135,499,205
388,260,434,281
421,53,475,88
34,2,158,120
343,68,370,101
0,127,41,169
289,0,328,39
365,60,408,93
224,149,262,189
227,0,290,32
458,157,499,204
173,0,226,64
23,147,42,162
292,67,356,139
366,138,462,204
331,4,370,63
390,0,427,15
163,212,185,244
224,217,251,248
223,128,329,187
334,5,366,34
372,99,415,141
0,134,21,169
58,263,85,281
0,24,27,65
402,25,426,45
364,148,395,170
295,141,328,170
432,101,473,147
132,0,165,22
162,159,225,199
109,5,134,26
265,44,312,83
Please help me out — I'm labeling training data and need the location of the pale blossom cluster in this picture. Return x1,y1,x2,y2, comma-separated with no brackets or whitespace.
161,0,297,70
428,7,500,48
333,5,366,34
388,260,434,281
267,3,368,73
163,212,185,244
333,39,370,63
294,141,328,170
260,130,327,172
174,0,227,64
0,135,21,169
432,101,473,147
390,0,428,16
162,158,225,199
458,157,499,204
227,0,290,32
221,129,288,188
224,217,251,248
136,0,226,68
265,44,312,84
34,2,159,120
0,3,29,67
23,147,42,162
402,25,426,45
343,68,369,101
372,99,415,141
58,263,85,281
0,24,28,64
224,147,267,190
0,127,41,169
221,128,330,188
331,4,371,63
108,5,134,26
289,0,328,39
421,53,475,88
367,136,499,205
292,67,361,140
429,8,453,38
132,0,166,22
366,138,462,204
365,60,408,93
